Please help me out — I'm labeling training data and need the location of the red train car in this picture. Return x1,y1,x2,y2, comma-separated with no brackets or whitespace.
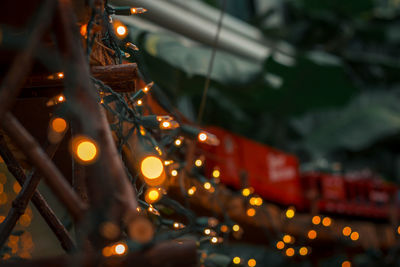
199,126,400,219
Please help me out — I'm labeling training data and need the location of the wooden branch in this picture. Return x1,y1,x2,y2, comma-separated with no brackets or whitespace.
1,113,87,220
20,63,138,98
0,134,75,252
0,0,55,120
53,0,138,230
0,240,197,267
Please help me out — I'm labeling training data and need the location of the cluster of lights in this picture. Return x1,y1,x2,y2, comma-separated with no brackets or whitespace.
342,226,359,241
102,242,127,257
232,257,256,266
311,215,332,227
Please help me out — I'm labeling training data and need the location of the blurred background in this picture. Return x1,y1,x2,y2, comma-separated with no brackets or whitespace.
112,0,400,183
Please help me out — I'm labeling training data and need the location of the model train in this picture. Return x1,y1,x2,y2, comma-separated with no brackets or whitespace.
199,126,399,220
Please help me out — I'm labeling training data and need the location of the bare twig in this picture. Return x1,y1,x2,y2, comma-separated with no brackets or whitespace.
0,134,76,252
1,113,87,220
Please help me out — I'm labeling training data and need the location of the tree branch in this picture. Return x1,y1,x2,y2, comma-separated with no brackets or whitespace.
0,134,76,252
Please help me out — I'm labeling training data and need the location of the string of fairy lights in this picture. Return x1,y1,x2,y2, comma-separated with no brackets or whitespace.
0,2,396,266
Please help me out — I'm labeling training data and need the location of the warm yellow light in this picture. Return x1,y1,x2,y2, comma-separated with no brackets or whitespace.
171,170,178,177
57,72,64,79
285,248,295,257
161,121,171,129
188,186,196,196
248,259,256,267
72,137,99,163
342,226,352,236
51,118,67,133
174,139,182,146
286,207,295,219
242,188,251,197
322,217,331,227
114,243,127,255
137,99,143,106
116,25,127,36
254,197,262,206
145,188,161,204
220,225,228,233
58,95,65,102
312,216,321,225
307,230,317,240
283,235,292,243
342,261,351,267
198,132,207,142
211,237,218,243
246,208,256,217
233,257,241,264
204,182,212,190
232,224,240,232
141,156,164,179
299,247,308,256
13,182,21,194
102,246,113,257
398,226,400,235
80,24,87,36
212,169,220,178
350,231,359,241
276,241,285,250
195,159,203,167
204,228,211,235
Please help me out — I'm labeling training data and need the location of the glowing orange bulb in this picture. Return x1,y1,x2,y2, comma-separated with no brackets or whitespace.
77,141,97,162
141,156,164,179
145,188,161,204
212,169,220,178
299,247,308,256
102,246,113,257
342,226,351,236
233,257,241,264
322,217,331,227
308,230,317,240
80,24,87,36
72,137,99,164
242,188,251,197
232,224,240,232
114,243,127,255
285,248,295,257
312,216,321,225
248,259,256,266
51,118,67,133
397,226,400,235
246,208,256,217
188,186,196,196
198,132,207,142
57,72,64,78
116,25,127,37
350,231,359,241
286,207,295,219
204,182,211,190
171,170,178,177
342,261,351,267
276,241,285,250
283,235,292,243
137,100,143,106
58,95,65,102
220,225,228,233
195,159,203,167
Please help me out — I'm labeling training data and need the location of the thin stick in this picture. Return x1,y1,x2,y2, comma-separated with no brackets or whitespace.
0,135,76,252
0,0,55,121
1,113,87,220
